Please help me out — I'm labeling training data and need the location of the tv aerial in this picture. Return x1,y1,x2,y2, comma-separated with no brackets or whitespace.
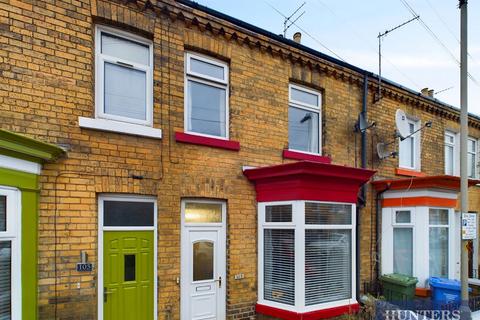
376,108,432,160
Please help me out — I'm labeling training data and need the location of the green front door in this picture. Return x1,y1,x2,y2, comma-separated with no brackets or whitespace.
104,231,154,320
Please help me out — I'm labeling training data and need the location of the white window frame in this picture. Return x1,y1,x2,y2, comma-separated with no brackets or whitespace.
382,206,457,286
398,118,421,170
468,137,478,179
184,52,229,139
288,84,322,156
0,187,21,320
95,25,154,126
444,131,457,175
428,208,450,278
258,200,355,313
97,194,158,320
391,209,415,276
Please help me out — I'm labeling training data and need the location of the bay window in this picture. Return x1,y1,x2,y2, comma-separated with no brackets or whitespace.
185,53,229,138
259,201,355,312
288,85,322,154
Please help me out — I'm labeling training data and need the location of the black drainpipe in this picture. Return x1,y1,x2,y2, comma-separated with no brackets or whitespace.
375,185,391,287
356,74,369,300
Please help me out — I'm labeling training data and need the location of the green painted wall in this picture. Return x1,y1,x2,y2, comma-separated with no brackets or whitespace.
0,167,39,320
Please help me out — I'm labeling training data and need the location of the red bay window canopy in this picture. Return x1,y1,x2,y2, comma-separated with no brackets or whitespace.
243,161,376,203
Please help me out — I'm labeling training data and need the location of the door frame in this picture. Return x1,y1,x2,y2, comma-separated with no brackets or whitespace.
0,186,21,320
97,194,158,320
180,199,227,320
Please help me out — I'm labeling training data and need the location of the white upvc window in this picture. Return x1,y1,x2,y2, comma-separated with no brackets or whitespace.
429,208,449,278
184,53,229,139
392,210,414,276
258,201,355,313
95,25,153,125
288,84,322,155
444,131,456,175
468,138,478,178
0,187,21,320
399,118,420,170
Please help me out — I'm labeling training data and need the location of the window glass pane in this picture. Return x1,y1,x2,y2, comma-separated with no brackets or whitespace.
305,203,351,225
395,211,411,224
124,254,136,281
190,57,225,80
468,139,476,153
445,144,454,175
101,33,149,65
184,202,222,223
468,153,476,178
288,106,319,153
193,241,214,281
291,87,319,106
445,134,454,144
265,205,292,223
429,209,449,225
305,229,351,305
399,136,414,168
429,227,448,278
187,80,226,137
264,229,295,306
103,201,154,227
104,62,147,121
0,196,5,232
393,228,413,276
0,241,11,318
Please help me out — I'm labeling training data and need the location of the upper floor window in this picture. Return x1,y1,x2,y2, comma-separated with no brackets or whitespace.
399,118,420,170
444,131,456,175
468,138,478,178
95,26,153,125
185,53,229,139
288,85,321,154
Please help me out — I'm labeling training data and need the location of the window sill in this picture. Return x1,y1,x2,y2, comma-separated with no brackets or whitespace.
283,149,331,164
256,302,360,320
78,117,162,139
175,132,240,151
395,168,426,177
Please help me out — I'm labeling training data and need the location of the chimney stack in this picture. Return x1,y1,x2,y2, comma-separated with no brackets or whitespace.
293,32,302,44
428,89,434,97
421,88,429,96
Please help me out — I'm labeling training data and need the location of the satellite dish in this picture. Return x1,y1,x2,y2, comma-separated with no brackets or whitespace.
377,142,393,160
395,109,410,139
355,113,376,133
357,113,368,132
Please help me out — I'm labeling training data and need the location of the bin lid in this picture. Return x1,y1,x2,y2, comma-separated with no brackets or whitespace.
380,273,418,286
429,277,461,290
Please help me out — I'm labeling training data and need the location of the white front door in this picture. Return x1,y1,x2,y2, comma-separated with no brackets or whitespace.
181,200,226,320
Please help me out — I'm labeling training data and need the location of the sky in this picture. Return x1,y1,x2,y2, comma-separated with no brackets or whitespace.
195,0,480,116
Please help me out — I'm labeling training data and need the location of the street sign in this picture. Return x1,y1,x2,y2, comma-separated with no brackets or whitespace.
462,212,477,240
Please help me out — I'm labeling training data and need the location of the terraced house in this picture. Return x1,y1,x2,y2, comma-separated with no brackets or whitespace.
1,0,480,319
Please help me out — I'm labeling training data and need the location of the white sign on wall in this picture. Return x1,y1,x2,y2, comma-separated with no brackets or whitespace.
462,212,477,240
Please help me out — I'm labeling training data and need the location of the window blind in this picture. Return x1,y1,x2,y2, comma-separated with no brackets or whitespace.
0,241,11,318
264,229,295,306
305,202,351,225
265,205,292,223
305,230,351,305
0,196,5,232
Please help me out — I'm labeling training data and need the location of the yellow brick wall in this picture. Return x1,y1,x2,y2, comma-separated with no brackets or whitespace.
1,0,480,319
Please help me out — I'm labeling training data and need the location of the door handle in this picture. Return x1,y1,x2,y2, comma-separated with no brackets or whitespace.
104,287,113,303
215,276,222,288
